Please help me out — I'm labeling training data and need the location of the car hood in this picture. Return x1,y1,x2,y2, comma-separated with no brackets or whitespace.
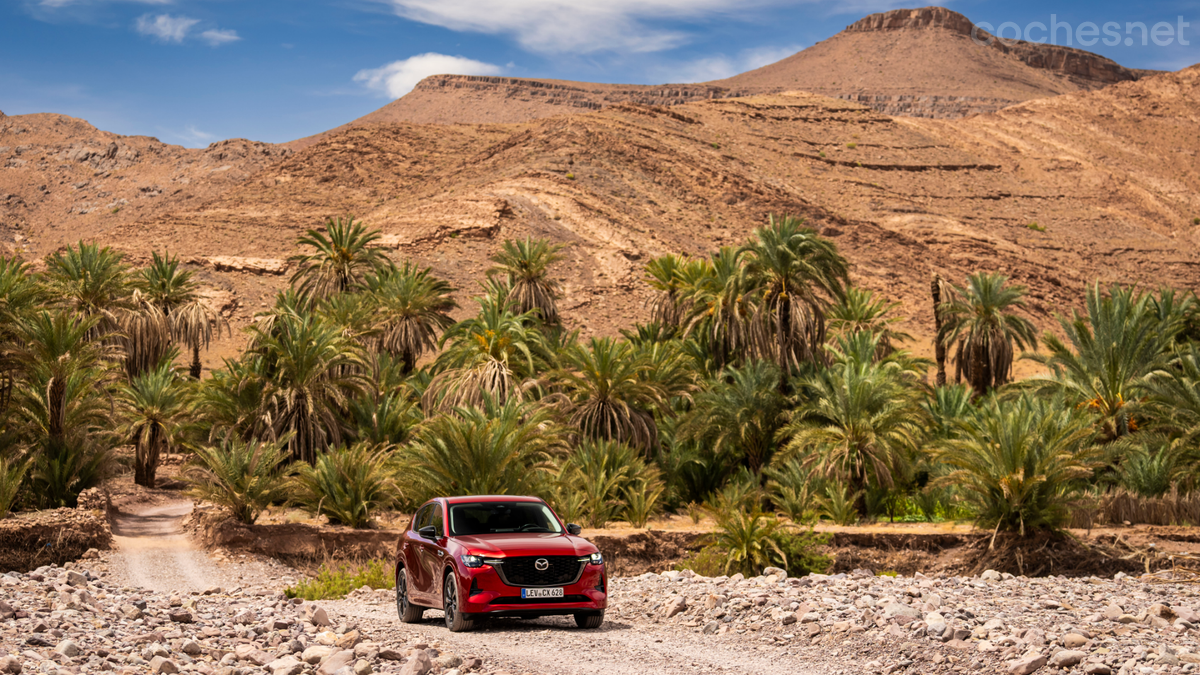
453,533,597,557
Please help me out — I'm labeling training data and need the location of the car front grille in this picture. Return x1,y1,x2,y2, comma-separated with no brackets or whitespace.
495,556,583,587
490,595,590,605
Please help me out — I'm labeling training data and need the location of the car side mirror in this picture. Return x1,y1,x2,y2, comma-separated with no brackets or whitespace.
566,523,582,536
418,525,439,540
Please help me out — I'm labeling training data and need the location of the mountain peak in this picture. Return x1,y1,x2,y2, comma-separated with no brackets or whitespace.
846,6,976,35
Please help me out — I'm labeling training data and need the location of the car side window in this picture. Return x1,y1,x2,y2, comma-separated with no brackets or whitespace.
412,505,430,532
429,504,445,537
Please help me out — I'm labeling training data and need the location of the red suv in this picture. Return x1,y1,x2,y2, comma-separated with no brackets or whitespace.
394,495,607,631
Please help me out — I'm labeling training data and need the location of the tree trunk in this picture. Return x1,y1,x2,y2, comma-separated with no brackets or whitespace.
969,338,990,398
401,350,415,376
931,273,946,387
133,427,160,489
190,343,202,379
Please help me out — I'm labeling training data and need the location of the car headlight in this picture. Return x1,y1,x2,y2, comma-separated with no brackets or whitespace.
584,552,603,565
461,555,483,568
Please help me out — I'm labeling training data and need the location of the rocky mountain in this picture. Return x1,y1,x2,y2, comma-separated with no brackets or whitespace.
298,5,1159,145
124,64,1200,355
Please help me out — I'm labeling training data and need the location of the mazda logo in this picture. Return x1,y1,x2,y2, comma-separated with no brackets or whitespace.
534,558,549,571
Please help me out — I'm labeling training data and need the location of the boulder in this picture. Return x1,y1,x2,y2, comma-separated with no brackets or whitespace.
1008,654,1046,675
1048,651,1086,668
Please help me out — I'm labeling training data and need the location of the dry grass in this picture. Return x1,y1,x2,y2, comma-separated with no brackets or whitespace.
1069,488,1200,528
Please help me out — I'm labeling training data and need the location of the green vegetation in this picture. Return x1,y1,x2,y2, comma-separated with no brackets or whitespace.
4,210,1200,555
846,143,857,149
285,559,395,600
1193,217,1199,226
566,173,576,180
1027,222,1046,232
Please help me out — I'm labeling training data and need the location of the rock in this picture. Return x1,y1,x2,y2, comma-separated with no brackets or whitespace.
981,570,1002,582
55,640,80,658
316,632,340,646
0,600,12,620
306,605,332,627
202,586,223,595
1116,614,1138,624
65,571,87,587
246,651,274,667
881,600,920,619
1008,654,1047,675
762,566,787,580
180,640,203,656
434,655,462,669
168,610,193,623
1048,651,1085,668
120,604,144,620
232,609,255,625
267,656,301,675
335,630,362,649
703,594,725,610
1180,653,1200,665
1083,664,1112,675
1156,652,1182,666
703,621,720,634
150,657,179,674
353,661,372,675
1102,604,1124,621
663,596,688,618
1062,633,1088,649
400,651,432,675
925,612,947,636
318,651,355,675
0,656,22,674
302,646,336,665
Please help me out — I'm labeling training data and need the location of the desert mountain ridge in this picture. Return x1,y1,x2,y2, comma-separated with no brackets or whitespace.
1,13,1198,369
295,5,1162,149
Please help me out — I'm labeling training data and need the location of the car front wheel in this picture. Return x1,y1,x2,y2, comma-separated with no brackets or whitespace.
396,569,424,623
443,572,475,632
574,611,604,629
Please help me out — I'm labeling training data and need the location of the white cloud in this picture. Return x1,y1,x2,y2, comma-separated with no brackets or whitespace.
650,43,801,82
39,0,170,7
170,125,216,148
376,0,941,55
354,53,505,98
200,28,241,46
135,13,198,42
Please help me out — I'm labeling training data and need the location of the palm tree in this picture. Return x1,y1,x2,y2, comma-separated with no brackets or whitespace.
938,272,1037,397
644,254,689,330
191,357,268,443
288,216,387,300
680,248,755,371
0,257,42,413
738,215,849,373
711,507,787,577
184,437,294,524
780,351,921,515
119,363,191,488
679,360,788,473
827,287,912,360
487,238,565,324
118,292,173,379
422,294,551,412
139,251,229,379
555,338,666,452
292,442,401,528
365,261,458,374
404,398,567,502
1029,284,1179,441
249,313,368,464
43,241,132,340
932,394,1099,538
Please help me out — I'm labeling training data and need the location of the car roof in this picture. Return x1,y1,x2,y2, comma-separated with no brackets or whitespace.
441,495,545,505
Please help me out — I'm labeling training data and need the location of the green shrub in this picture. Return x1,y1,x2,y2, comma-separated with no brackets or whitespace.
820,483,861,525
846,143,857,149
293,443,400,528
185,437,294,524
773,528,832,577
711,507,786,577
876,570,899,577
0,455,31,518
765,459,825,525
1193,217,1199,226
622,477,665,528
1117,442,1177,498
710,143,721,149
284,559,394,600
1027,222,1046,232
673,545,727,577
566,173,576,180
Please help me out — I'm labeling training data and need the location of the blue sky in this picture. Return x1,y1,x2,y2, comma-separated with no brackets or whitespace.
2,0,1198,146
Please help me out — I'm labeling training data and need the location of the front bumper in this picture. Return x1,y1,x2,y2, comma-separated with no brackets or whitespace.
458,562,607,617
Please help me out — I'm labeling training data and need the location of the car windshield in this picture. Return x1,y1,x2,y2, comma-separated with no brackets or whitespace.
448,501,563,536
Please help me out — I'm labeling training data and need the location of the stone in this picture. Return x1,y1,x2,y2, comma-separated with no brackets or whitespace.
306,605,332,627
881,601,920,619
246,651,274,667
120,604,144,620
400,651,432,675
335,630,362,649
232,610,255,625
703,594,725,610
150,657,179,675
762,566,787,580
302,647,336,665
1082,664,1112,675
353,661,372,675
1048,651,1086,668
981,570,1002,582
663,596,688,618
55,640,80,658
0,656,22,674
1156,652,1182,667
168,610,193,624
377,649,404,662
318,651,355,675
1008,654,1047,675
703,621,720,634
0,600,13,620
1180,653,1200,665
65,571,87,587
1116,615,1138,624
434,655,462,669
1062,633,1088,649
1102,605,1124,621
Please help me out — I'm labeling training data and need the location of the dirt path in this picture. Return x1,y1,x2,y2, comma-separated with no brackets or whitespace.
106,500,286,594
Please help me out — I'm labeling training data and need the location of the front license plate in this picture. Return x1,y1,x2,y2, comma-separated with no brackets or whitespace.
521,587,564,599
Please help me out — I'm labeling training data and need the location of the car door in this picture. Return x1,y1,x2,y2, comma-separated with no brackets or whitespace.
405,504,432,601
419,503,448,606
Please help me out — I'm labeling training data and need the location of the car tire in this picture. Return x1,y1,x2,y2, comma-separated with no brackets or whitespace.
396,569,424,623
443,572,475,632
574,611,604,629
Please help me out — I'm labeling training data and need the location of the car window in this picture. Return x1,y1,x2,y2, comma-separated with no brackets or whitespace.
448,501,563,536
429,505,445,537
412,505,430,532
